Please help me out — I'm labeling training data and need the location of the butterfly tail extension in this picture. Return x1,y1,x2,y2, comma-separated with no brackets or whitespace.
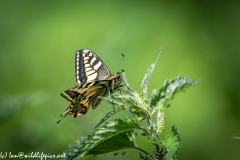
56,105,72,124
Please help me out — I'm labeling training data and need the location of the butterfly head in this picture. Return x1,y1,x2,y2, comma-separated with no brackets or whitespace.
112,71,123,91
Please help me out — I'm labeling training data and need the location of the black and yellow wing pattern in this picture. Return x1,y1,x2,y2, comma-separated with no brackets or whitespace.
57,49,122,123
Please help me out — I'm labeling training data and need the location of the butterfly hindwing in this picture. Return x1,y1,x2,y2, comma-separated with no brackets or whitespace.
60,80,110,117
83,81,109,109
75,49,111,85
60,88,79,103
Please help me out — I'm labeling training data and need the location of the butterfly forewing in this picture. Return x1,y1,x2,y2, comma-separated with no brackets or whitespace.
57,49,122,124
75,49,111,85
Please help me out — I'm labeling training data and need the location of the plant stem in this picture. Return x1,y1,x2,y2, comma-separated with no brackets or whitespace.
135,146,154,160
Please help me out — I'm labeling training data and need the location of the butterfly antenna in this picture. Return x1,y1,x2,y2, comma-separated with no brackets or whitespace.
117,54,125,72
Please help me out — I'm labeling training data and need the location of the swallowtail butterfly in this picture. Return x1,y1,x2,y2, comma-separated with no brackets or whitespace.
57,49,122,123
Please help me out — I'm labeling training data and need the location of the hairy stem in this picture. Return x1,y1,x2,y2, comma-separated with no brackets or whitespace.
135,146,154,160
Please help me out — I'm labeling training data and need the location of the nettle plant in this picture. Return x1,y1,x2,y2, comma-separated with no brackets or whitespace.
63,50,197,160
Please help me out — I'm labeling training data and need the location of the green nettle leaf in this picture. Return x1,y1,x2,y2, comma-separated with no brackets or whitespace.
95,105,132,129
161,126,182,160
150,76,197,111
63,50,197,160
87,131,136,154
141,49,161,100
64,117,148,160
68,131,135,160
156,111,165,134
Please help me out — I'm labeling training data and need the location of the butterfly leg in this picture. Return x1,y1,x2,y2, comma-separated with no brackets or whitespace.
108,90,115,110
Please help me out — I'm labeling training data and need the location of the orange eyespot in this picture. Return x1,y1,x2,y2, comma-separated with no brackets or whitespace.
77,107,86,116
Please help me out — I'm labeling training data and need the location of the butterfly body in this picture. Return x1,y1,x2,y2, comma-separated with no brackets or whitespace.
58,49,122,123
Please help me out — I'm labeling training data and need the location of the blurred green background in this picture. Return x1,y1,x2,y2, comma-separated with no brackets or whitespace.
0,1,240,160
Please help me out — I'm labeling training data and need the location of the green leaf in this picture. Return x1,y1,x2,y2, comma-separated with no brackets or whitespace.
161,125,182,160
122,72,137,95
156,111,165,134
84,131,135,158
64,117,147,160
95,104,149,129
65,131,135,160
146,126,181,160
97,81,150,127
141,49,162,100
101,92,144,110
150,76,197,109
95,105,132,129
